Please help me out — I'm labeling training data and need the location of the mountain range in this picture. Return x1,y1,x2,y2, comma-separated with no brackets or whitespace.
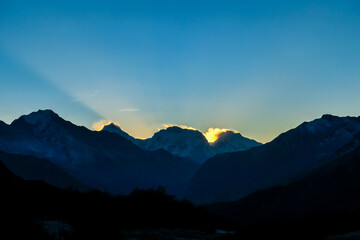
101,123,261,164
1,110,360,208
185,114,360,203
0,110,198,197
0,109,262,196
1,109,360,237
205,142,360,226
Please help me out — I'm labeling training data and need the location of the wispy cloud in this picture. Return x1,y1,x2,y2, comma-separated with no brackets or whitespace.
89,90,100,97
117,108,139,112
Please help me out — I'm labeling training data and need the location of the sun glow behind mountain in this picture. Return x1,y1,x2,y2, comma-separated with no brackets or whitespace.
92,120,117,131
161,125,239,143
94,120,240,144
204,128,237,143
162,124,198,131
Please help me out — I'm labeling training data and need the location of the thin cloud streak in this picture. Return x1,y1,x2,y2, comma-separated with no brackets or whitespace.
117,108,139,112
89,90,100,97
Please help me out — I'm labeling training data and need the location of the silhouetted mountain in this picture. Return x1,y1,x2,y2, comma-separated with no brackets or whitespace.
0,117,45,156
205,143,360,234
0,151,88,191
211,131,262,153
0,110,198,197
101,122,137,143
103,124,261,164
0,153,23,184
186,115,360,203
138,126,215,164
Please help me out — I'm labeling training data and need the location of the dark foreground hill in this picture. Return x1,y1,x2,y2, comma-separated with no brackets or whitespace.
0,151,88,191
0,160,231,239
205,145,360,239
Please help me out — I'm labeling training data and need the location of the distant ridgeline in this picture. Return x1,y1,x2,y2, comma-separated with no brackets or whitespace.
101,122,261,164
0,110,197,197
0,109,260,198
186,114,360,204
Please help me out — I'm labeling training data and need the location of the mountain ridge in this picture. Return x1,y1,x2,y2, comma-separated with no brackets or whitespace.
211,131,262,153
0,150,89,191
0,109,199,197
186,114,360,203
205,143,360,226
102,123,262,164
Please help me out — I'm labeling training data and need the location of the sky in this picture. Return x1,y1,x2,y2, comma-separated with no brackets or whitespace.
0,0,359,143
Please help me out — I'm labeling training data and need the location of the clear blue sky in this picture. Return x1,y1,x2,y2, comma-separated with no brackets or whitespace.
1,0,359,142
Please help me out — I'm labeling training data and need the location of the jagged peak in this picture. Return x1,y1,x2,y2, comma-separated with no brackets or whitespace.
100,122,136,141
321,114,341,121
34,109,58,115
211,130,262,149
165,126,182,131
165,126,197,132
152,126,204,138
14,109,61,125
0,120,8,127
102,122,123,131
216,131,241,138
156,126,205,139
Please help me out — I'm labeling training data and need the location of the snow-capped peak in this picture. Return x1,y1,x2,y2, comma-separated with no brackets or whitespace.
21,109,60,125
300,115,360,134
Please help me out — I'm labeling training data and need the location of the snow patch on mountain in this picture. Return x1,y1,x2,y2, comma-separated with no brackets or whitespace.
139,126,214,164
